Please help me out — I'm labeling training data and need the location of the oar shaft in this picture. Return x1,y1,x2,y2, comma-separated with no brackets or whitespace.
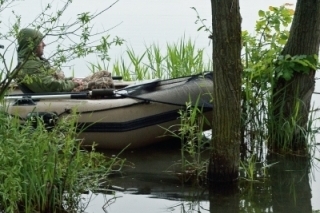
4,93,88,100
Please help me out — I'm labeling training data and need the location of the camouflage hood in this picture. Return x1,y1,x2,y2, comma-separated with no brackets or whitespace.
15,28,51,77
17,28,43,60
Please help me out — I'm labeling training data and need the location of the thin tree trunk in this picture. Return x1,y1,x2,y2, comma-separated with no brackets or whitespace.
207,0,242,184
270,0,320,153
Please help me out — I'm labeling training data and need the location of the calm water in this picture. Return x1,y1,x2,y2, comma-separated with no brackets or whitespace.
82,141,320,213
1,0,320,212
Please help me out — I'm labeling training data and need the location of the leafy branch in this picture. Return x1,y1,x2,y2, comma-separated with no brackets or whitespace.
274,54,319,81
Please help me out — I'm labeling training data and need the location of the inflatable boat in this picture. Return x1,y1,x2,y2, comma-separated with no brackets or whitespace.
4,72,213,149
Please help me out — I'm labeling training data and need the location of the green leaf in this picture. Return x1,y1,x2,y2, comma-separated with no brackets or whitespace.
280,34,288,40
284,54,291,60
282,70,293,80
197,26,205,31
258,10,265,17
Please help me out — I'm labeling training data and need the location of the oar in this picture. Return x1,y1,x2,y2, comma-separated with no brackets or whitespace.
4,93,89,100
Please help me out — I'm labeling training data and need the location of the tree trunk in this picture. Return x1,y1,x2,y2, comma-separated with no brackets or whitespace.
207,0,242,184
269,0,320,153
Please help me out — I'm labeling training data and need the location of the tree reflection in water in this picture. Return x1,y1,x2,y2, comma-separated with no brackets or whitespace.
268,154,312,213
84,144,318,213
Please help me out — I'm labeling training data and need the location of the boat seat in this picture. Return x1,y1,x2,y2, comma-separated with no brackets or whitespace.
18,84,34,94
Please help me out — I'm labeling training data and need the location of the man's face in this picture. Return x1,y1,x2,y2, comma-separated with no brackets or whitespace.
35,40,45,57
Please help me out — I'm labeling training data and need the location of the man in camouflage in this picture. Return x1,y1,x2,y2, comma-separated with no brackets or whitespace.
15,28,114,93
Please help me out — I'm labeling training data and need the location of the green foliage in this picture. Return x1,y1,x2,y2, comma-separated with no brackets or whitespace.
242,5,293,84
242,4,319,157
241,5,294,153
274,54,318,81
0,110,123,212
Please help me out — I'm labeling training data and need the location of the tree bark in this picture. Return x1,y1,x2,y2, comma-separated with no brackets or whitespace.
270,0,320,153
207,0,242,184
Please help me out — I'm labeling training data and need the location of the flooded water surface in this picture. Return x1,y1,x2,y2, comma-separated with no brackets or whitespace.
82,139,320,213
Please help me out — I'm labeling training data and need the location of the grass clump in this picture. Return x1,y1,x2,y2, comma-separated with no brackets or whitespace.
0,110,122,213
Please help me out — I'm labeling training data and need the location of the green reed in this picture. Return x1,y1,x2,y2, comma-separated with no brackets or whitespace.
0,110,124,212
145,43,166,79
111,37,211,80
166,37,205,78
87,60,110,74
164,97,210,185
267,89,317,154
